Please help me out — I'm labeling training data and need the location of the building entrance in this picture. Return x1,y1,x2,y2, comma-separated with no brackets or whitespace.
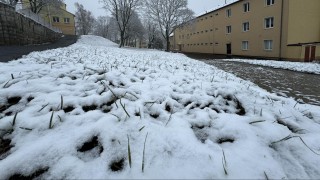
226,43,232,55
304,46,316,62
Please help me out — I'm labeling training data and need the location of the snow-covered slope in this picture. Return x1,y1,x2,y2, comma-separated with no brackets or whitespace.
222,59,320,74
0,35,320,179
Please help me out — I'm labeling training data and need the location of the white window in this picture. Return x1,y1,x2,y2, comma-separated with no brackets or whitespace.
264,40,273,50
243,22,250,31
64,18,70,24
265,17,274,28
242,41,249,50
53,16,59,23
266,0,275,6
226,9,231,17
243,2,250,12
226,26,232,34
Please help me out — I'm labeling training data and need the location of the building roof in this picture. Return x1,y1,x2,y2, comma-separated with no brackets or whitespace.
197,0,242,19
174,0,242,29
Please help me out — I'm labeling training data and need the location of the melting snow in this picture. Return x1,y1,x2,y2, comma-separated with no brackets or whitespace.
223,59,320,74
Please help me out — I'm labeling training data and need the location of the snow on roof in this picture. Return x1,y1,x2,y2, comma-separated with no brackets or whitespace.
196,0,239,18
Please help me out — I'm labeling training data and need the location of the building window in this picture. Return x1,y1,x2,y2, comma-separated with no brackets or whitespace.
226,25,231,34
265,17,274,28
64,18,70,23
243,22,249,31
264,40,273,50
266,0,275,6
242,41,249,50
53,16,59,23
226,9,231,17
243,2,250,12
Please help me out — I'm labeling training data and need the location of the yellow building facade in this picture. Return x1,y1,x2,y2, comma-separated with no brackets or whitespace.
171,0,320,62
21,0,76,35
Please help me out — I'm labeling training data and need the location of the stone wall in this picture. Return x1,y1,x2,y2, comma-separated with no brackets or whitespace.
0,2,61,45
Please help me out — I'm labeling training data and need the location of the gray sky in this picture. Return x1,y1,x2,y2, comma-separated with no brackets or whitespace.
64,0,235,18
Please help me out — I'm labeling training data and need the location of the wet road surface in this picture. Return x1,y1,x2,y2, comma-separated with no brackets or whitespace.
186,54,320,106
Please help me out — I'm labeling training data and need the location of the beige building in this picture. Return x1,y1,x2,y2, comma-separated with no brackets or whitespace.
21,0,76,35
170,0,320,62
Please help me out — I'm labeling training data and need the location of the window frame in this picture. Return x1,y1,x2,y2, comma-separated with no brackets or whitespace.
53,16,60,23
242,22,250,32
266,0,275,6
264,17,274,29
242,41,249,50
226,8,231,17
243,2,250,12
226,25,232,34
264,40,273,50
64,18,70,24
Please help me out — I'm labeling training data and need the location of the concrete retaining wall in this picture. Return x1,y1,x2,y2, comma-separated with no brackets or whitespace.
0,2,61,45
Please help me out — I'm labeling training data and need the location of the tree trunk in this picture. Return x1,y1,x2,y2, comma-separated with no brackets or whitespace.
119,30,125,48
165,29,170,52
166,35,170,52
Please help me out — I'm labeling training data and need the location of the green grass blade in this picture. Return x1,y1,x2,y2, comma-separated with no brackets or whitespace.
12,112,18,126
127,135,132,168
142,132,149,173
49,111,54,129
60,95,63,110
139,126,145,132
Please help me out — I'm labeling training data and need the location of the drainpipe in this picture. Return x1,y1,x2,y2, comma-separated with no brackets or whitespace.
279,0,284,60
212,16,215,55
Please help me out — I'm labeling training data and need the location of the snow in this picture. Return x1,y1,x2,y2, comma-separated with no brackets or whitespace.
223,59,320,75
0,35,320,179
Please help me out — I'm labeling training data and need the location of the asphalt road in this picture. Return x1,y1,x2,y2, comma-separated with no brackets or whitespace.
185,53,320,106
0,35,78,62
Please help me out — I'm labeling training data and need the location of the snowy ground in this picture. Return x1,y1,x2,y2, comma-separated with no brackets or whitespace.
0,36,320,179
223,59,320,74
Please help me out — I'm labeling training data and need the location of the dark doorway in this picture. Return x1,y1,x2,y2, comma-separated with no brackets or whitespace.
305,46,316,62
305,46,310,62
311,46,316,61
226,43,232,55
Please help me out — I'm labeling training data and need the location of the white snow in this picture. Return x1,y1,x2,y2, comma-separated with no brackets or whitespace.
0,35,320,179
223,59,320,74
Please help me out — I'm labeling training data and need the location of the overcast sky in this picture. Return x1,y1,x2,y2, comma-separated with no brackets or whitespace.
64,0,236,18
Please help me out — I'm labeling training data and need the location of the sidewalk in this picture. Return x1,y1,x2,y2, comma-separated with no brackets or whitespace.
0,35,77,62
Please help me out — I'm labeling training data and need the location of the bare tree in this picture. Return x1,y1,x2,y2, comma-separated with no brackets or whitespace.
145,0,194,51
75,3,95,35
94,16,111,38
101,0,141,48
144,18,163,49
0,0,18,6
108,17,120,42
125,11,145,47
25,0,64,14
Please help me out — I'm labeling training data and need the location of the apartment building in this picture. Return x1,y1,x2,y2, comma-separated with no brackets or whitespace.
170,0,320,62
20,0,76,35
